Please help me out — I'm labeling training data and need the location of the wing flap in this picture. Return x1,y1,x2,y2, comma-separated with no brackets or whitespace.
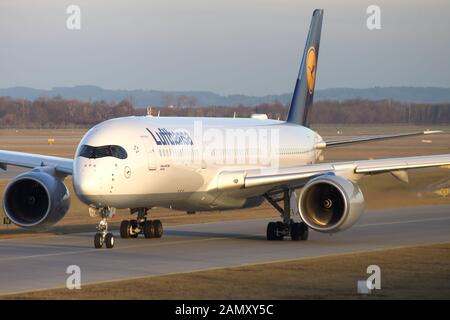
218,154,450,191
355,154,450,174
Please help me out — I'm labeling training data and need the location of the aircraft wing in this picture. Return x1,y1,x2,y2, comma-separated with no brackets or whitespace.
214,154,450,191
315,130,442,148
0,150,73,175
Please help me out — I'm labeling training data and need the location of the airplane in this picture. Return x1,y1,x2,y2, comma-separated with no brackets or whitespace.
1,9,449,249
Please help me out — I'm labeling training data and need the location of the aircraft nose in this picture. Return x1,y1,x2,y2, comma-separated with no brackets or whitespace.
73,159,106,205
74,174,96,196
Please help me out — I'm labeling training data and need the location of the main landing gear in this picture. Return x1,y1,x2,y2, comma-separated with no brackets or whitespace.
93,207,115,249
264,190,309,241
119,208,163,239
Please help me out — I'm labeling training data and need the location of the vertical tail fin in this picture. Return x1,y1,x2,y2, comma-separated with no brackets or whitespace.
286,9,323,127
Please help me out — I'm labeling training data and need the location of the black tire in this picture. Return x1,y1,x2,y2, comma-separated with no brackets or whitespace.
120,220,130,239
291,222,309,241
290,223,301,241
299,222,309,241
266,222,277,240
143,220,155,238
275,221,285,240
105,233,115,248
152,220,163,238
94,233,103,249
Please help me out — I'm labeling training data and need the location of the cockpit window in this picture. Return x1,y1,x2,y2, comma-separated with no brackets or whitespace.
78,145,128,159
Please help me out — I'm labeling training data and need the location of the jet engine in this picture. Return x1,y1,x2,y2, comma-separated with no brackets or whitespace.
3,170,70,230
299,175,364,233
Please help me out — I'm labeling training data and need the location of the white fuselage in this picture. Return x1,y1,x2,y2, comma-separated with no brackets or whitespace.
73,116,322,211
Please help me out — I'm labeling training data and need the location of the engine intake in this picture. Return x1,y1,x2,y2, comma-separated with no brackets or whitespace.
3,170,70,230
299,175,364,233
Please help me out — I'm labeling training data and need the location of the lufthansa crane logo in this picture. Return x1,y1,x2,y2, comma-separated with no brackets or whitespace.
306,47,316,94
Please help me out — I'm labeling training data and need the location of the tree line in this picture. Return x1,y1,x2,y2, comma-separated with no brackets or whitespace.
0,96,449,128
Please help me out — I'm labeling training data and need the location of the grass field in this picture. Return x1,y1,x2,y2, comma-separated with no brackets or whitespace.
0,126,449,237
4,242,450,299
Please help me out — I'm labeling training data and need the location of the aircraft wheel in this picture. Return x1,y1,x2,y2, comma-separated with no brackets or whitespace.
152,220,163,238
143,220,155,238
94,232,103,248
105,233,115,248
291,222,309,241
275,222,285,240
291,223,300,241
267,222,278,241
299,222,309,240
120,220,130,239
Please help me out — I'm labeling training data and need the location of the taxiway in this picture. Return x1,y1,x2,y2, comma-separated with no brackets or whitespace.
0,205,449,295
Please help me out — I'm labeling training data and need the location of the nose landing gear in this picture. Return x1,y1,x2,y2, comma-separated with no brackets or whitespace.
120,208,163,239
93,207,115,249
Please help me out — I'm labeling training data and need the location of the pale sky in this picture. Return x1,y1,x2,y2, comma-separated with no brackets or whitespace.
1,0,450,95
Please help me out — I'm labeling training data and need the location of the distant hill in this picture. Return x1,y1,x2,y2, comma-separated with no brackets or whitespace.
317,87,450,104
2,85,450,107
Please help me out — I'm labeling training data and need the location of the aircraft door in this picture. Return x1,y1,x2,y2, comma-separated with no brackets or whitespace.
141,136,157,170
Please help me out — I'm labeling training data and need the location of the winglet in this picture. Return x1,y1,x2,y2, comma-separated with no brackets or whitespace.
286,9,324,127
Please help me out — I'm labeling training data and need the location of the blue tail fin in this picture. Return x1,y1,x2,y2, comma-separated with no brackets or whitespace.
286,9,323,127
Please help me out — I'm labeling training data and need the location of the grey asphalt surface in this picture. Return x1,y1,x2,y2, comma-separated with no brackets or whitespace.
0,205,450,295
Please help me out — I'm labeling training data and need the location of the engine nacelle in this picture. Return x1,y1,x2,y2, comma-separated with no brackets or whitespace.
299,175,364,233
3,170,70,230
